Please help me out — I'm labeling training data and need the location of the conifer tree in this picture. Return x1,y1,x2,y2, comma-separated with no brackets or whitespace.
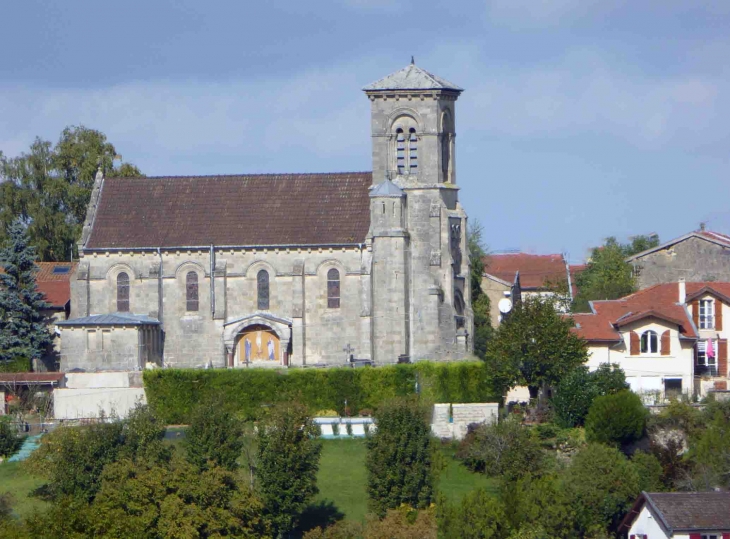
0,220,51,371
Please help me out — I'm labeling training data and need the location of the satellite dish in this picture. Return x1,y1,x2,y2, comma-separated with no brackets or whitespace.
498,298,513,314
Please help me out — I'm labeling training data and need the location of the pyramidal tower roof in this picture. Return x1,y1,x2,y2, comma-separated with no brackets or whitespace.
369,179,405,198
363,59,463,92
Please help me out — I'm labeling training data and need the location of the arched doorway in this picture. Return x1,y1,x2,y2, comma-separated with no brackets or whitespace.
238,324,280,363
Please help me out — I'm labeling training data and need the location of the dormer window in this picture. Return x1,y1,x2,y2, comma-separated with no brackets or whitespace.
640,330,658,354
699,299,715,329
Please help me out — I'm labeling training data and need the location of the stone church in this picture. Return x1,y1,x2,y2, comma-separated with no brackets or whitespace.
57,62,473,371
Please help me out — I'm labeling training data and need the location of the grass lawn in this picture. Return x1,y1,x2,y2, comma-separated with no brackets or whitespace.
312,438,496,524
0,461,48,519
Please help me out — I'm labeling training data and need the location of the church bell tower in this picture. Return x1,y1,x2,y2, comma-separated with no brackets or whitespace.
364,61,472,362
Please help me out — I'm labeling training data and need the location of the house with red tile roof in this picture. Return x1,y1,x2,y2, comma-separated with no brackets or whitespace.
0,261,75,372
628,226,730,290
572,281,730,401
481,252,584,327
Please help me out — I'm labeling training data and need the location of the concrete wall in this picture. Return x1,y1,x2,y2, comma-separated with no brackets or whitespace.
54,387,146,419
431,402,499,440
632,236,730,289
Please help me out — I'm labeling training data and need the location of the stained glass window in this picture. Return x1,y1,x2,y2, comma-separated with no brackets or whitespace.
117,272,130,312
258,270,270,310
186,271,199,312
327,268,340,309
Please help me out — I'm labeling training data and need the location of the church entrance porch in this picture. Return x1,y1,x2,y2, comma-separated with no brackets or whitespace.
223,313,292,368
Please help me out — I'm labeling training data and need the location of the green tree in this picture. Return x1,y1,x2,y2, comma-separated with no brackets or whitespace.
573,235,659,312
25,405,165,502
552,364,628,428
366,398,434,517
184,398,243,471
504,474,577,539
257,402,321,538
0,417,23,458
688,410,730,489
456,418,544,480
564,443,641,534
484,296,588,398
89,455,270,538
0,221,51,371
436,489,511,539
468,219,493,359
631,451,664,492
0,126,143,261
585,390,647,446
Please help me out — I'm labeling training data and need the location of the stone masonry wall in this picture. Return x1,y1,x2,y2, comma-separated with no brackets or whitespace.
633,237,730,289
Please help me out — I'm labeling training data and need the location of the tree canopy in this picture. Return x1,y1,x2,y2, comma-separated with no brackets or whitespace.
573,235,659,312
467,219,492,359
484,296,588,398
0,126,142,262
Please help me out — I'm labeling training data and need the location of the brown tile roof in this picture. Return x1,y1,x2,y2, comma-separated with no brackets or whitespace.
571,281,730,342
0,262,76,309
484,253,568,290
621,491,730,532
86,173,373,249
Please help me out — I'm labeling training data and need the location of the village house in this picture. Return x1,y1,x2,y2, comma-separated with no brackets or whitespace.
619,491,730,539
481,252,584,327
572,280,730,402
628,227,730,290
56,62,473,372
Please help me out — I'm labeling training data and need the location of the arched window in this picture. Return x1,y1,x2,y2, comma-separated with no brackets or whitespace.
640,330,658,354
327,268,340,309
117,272,130,312
408,127,418,172
395,128,406,174
186,271,199,312
257,269,270,310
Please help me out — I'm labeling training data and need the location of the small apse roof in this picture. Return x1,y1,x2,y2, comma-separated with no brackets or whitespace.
57,313,160,326
369,179,404,198
363,63,463,92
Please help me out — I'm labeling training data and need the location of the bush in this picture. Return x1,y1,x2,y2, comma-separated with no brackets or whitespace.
631,451,664,492
564,443,640,534
585,390,647,446
0,417,23,458
184,398,244,471
144,362,497,424
25,405,166,501
504,474,577,539
257,402,321,537
456,418,544,480
366,398,434,517
551,364,628,428
436,489,510,539
25,418,125,501
304,507,437,539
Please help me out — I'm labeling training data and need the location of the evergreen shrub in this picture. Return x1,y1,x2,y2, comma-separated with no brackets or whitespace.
585,390,647,446
144,361,495,424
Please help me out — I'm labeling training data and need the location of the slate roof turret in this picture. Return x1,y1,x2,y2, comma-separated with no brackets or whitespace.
363,62,462,92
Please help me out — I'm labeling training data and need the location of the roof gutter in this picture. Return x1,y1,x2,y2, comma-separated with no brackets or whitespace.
82,242,365,253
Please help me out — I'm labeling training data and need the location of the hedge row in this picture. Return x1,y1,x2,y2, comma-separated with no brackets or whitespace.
143,362,497,424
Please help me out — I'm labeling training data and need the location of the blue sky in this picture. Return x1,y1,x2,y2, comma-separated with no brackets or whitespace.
1,0,728,262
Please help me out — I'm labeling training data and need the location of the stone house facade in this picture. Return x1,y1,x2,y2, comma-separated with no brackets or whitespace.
627,228,730,289
58,62,473,371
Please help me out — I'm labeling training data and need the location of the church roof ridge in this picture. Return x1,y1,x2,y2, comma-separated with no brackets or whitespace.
105,171,373,181
363,62,462,92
